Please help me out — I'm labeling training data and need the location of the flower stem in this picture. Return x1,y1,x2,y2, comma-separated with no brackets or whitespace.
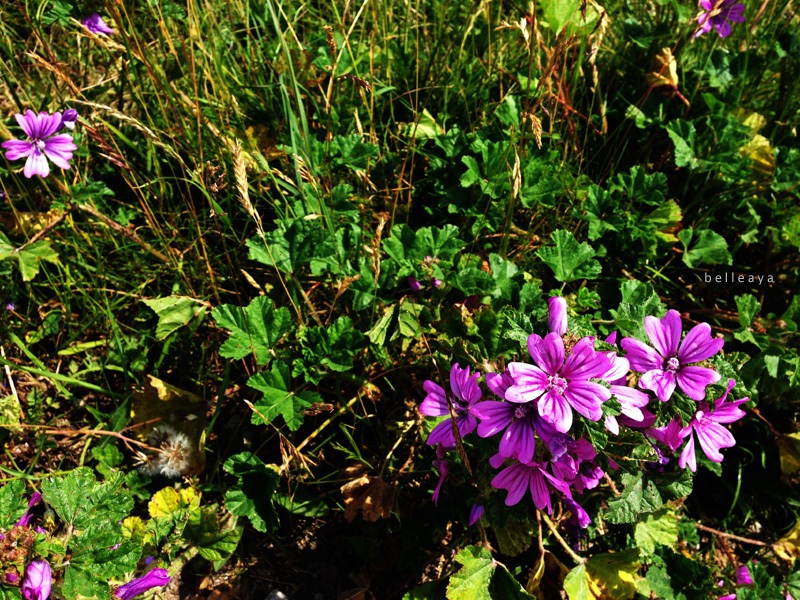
540,511,586,565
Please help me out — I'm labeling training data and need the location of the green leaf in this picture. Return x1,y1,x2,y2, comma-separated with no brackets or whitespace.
187,504,242,566
665,120,697,168
490,563,535,599
678,228,732,268
247,361,318,431
447,546,494,600
212,296,293,365
223,453,280,533
331,134,379,170
645,565,684,600
634,508,679,556
605,473,663,524
14,239,60,282
368,305,396,346
41,468,133,530
735,294,760,328
585,549,640,600
0,479,28,529
541,0,581,34
564,564,591,600
537,230,602,282
143,296,207,340
403,580,447,600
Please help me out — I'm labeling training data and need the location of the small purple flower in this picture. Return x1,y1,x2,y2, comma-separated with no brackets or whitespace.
21,559,51,600
647,417,685,453
506,334,611,433
2,110,77,178
407,276,422,292
58,109,79,131
491,460,568,512
419,364,481,448
468,503,484,526
564,497,591,528
621,310,724,402
547,296,567,335
695,0,745,38
678,379,747,472
15,491,43,527
82,13,114,35
114,568,171,599
736,565,754,585
432,277,443,288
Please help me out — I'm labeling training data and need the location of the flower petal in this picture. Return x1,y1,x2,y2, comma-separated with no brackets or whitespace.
715,18,732,37
537,389,572,433
501,419,536,464
506,363,548,403
420,380,449,416
645,310,682,358
695,420,735,462
491,464,528,506
676,365,720,400
2,139,34,161
620,337,663,373
547,296,568,335
425,420,455,448
24,150,50,178
528,332,564,375
678,434,697,472
678,322,724,364
563,380,609,421
472,401,514,437
639,369,676,402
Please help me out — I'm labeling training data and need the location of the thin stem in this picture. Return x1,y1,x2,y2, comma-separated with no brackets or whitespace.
696,523,768,547
540,511,585,565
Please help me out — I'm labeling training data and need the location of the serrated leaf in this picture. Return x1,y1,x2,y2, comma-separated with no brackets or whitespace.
735,294,760,328
665,121,697,168
223,452,280,533
247,361,317,431
212,296,292,365
143,296,207,340
605,474,663,524
447,546,495,600
189,505,242,566
41,468,132,530
536,230,601,282
634,508,679,556
0,479,28,529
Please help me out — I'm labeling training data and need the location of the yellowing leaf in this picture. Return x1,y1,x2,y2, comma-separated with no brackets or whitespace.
740,134,776,178
527,550,569,600
148,487,183,518
646,48,678,88
774,519,800,562
585,550,640,600
778,433,800,475
121,516,148,544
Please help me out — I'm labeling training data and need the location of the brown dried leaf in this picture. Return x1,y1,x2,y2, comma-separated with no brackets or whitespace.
646,47,679,88
340,475,396,522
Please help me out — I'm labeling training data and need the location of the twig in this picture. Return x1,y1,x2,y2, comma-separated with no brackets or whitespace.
696,523,768,547
540,511,586,565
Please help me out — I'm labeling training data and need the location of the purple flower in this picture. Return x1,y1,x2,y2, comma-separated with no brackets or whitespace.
432,277,443,288
506,334,611,433
678,379,747,472
491,460,568,511
564,497,591,528
468,503,484,526
547,296,567,335
59,109,79,131
114,568,171,599
601,352,652,434
21,559,51,600
648,417,685,453
431,444,449,505
419,364,481,448
15,491,43,527
472,370,542,464
82,13,114,35
621,310,723,402
695,0,745,38
407,276,422,291
736,565,754,585
2,110,77,178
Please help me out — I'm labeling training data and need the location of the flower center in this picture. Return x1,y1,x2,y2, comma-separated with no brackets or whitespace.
665,356,680,373
35,139,46,151
514,405,529,420
547,374,568,395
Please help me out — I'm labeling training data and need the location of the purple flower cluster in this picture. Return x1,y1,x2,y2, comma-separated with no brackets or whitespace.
2,110,78,178
418,297,747,525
